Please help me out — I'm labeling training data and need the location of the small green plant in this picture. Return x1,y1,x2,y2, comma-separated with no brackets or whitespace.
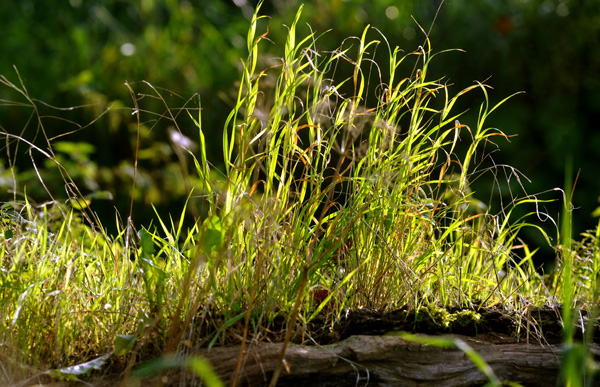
555,159,600,387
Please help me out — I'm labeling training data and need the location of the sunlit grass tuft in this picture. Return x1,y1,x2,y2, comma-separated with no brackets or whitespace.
0,2,598,386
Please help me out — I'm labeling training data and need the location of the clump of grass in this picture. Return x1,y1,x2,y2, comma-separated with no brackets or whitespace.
1,2,598,386
197,2,544,334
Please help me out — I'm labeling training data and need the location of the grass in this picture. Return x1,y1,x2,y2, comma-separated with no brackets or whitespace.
0,2,598,386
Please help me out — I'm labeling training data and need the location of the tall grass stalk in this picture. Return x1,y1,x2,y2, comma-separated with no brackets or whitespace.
557,157,599,386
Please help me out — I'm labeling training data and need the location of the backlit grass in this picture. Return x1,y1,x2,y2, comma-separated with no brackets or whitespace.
0,3,598,386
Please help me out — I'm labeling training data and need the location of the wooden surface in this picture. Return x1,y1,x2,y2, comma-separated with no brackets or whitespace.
198,334,596,386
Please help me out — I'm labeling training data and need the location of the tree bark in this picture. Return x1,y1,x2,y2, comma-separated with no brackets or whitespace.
199,334,599,387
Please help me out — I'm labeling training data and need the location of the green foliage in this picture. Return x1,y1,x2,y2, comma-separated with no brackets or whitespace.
0,2,599,386
0,0,250,229
114,334,137,357
2,0,599,255
133,354,224,387
199,215,224,254
555,159,600,386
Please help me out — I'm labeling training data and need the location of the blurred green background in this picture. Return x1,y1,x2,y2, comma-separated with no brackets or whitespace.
1,0,598,265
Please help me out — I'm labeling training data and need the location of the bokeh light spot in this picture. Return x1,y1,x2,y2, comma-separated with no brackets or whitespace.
386,6,399,20
120,43,136,56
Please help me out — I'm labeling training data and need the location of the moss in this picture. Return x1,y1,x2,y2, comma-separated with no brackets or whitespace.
409,306,481,335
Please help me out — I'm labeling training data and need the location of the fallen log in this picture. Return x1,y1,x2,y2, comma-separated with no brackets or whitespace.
199,334,598,387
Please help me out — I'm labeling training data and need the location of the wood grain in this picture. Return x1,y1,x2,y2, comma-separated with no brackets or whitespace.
198,334,594,386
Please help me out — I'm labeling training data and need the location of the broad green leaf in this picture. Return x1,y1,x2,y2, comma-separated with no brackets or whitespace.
201,215,224,253
138,229,156,260
54,141,95,157
114,334,136,356
67,197,91,210
85,191,114,200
